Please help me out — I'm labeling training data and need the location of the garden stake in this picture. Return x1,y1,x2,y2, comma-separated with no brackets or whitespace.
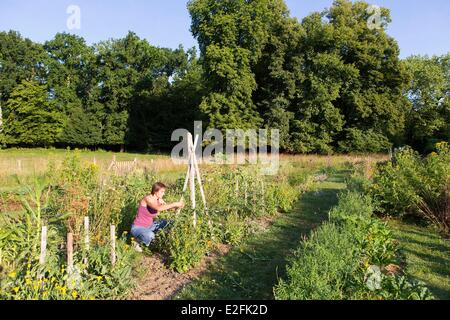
67,232,74,274
110,225,116,266
39,226,47,265
84,216,90,267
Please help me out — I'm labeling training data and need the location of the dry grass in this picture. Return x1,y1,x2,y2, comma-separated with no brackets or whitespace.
0,148,389,190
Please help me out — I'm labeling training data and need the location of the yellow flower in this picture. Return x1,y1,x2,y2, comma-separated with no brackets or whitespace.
89,296,95,300
71,291,78,299
60,286,67,295
96,276,103,282
8,271,16,278
13,286,20,293
25,278,32,285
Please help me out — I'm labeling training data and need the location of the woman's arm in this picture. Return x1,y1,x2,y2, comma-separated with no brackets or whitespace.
145,196,184,212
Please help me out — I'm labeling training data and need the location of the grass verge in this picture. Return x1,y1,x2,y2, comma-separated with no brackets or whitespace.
388,219,450,300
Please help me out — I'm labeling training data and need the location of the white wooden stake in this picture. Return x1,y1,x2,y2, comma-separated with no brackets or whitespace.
67,233,74,274
83,217,89,267
191,135,207,209
39,226,47,265
110,225,116,266
84,216,90,251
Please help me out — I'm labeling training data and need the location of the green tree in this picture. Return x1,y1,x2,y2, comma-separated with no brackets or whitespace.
3,80,63,146
254,0,408,153
188,0,274,131
0,31,46,139
44,33,102,146
403,54,450,152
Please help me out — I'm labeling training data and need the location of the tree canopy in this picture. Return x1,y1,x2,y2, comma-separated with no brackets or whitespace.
0,0,448,153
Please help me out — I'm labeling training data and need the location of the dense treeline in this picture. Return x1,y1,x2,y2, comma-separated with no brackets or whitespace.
0,0,448,153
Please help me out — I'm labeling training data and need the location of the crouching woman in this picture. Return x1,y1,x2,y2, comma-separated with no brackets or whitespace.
131,182,184,250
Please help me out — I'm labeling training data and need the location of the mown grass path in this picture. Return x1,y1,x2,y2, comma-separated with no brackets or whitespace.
388,219,450,300
175,172,348,300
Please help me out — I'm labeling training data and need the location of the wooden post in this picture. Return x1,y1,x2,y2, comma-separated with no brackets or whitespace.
84,216,90,250
93,157,97,165
192,135,207,210
67,233,74,273
17,159,22,172
39,226,47,265
176,134,199,216
83,216,89,266
110,225,116,266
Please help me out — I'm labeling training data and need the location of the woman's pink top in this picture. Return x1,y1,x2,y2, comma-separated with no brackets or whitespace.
133,198,160,228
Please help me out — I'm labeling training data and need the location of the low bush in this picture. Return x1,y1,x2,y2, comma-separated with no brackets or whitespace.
371,142,450,234
156,213,210,273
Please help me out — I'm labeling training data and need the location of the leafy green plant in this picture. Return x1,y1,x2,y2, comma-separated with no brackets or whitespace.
222,212,248,246
157,213,209,273
371,143,450,233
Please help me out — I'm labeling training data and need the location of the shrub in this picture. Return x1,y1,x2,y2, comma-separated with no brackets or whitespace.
371,143,450,234
157,213,209,273
338,128,392,154
221,212,248,246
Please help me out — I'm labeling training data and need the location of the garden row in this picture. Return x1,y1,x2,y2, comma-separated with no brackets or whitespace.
274,142,449,300
0,153,316,299
274,189,434,300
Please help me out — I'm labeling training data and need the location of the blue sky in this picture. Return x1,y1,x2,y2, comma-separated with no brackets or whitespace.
0,0,449,58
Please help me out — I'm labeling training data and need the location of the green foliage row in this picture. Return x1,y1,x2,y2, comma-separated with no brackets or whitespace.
274,191,434,300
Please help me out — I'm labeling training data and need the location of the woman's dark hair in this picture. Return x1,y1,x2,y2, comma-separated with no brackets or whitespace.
151,182,167,195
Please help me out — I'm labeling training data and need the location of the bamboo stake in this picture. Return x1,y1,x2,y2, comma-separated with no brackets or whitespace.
39,226,47,265
67,233,74,274
110,225,116,266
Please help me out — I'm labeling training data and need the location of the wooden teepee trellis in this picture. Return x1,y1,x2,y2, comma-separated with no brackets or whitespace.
176,132,207,227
